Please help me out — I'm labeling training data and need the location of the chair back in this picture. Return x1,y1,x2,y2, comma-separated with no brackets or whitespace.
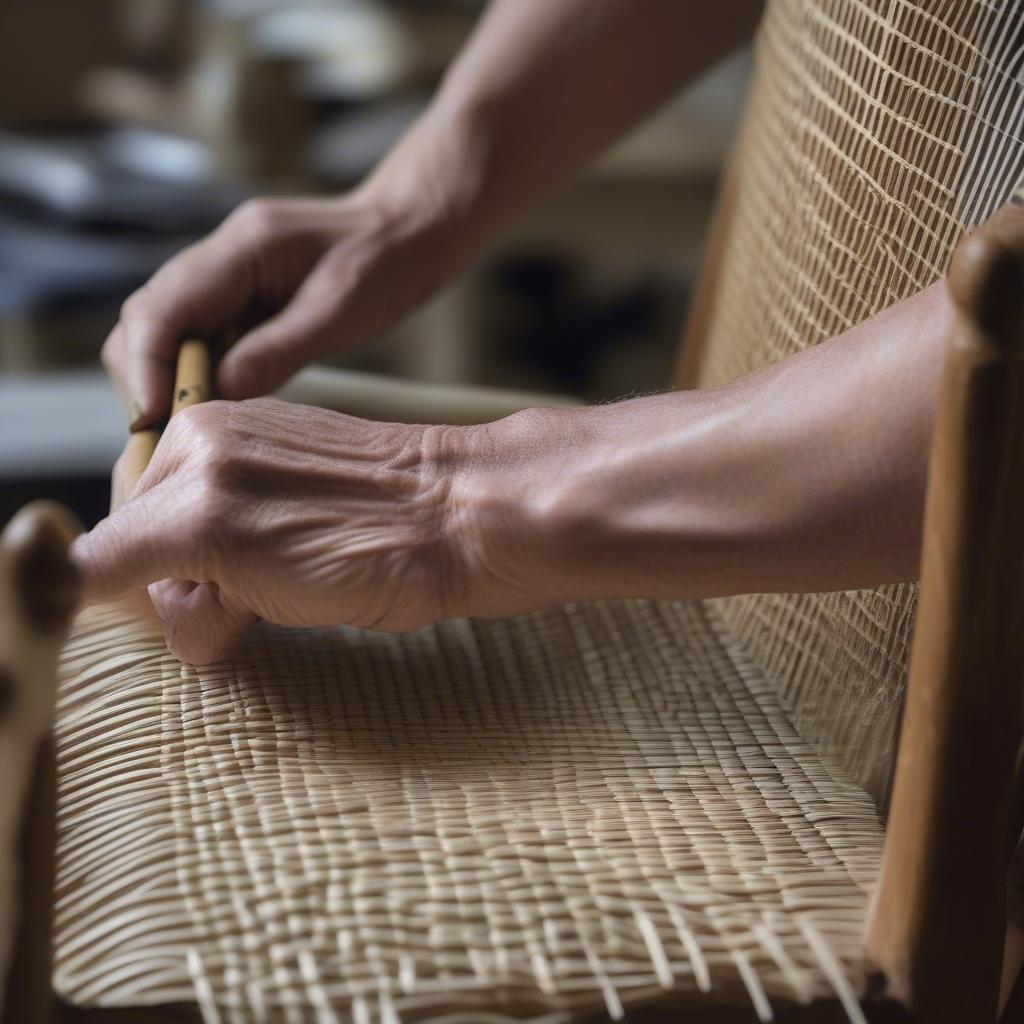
678,0,1024,803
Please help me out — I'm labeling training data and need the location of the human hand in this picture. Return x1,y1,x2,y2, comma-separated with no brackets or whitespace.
102,191,452,430
75,272,953,670
73,399,481,663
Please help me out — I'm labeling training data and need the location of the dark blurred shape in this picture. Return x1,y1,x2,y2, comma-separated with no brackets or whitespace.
313,95,427,186
481,254,683,400
0,480,110,533
0,210,189,319
0,0,191,129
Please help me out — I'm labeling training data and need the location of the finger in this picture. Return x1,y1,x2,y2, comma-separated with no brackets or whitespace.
149,579,259,664
216,263,347,399
216,301,331,398
100,324,132,411
120,307,183,429
70,480,204,601
118,238,256,427
103,320,179,432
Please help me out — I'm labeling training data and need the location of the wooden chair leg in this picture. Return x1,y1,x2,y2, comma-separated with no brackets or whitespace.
2,737,58,1024
865,206,1024,1021
1001,949,1024,1023
999,922,1024,1020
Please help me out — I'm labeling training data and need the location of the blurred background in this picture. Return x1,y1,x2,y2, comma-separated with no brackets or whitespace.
0,0,749,529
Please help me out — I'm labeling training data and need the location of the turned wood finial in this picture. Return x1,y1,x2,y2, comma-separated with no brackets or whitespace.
948,205,1024,344
1,503,81,1024
2,501,82,631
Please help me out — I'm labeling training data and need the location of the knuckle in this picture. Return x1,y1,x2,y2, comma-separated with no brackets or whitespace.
178,400,224,433
118,291,142,322
230,197,281,240
198,448,237,491
162,406,195,445
119,285,170,333
164,401,220,450
181,404,240,482
100,334,119,370
160,414,187,450
189,484,230,541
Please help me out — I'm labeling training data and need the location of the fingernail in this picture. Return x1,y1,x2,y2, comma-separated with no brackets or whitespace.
128,399,145,432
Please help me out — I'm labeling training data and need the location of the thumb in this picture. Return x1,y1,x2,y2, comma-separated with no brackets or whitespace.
149,579,258,664
216,290,342,399
215,253,360,397
70,481,203,601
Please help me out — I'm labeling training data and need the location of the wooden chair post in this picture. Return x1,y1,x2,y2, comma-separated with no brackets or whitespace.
0,502,81,1024
865,207,1024,1020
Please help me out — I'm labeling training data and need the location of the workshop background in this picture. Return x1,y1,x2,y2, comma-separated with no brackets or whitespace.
0,0,750,529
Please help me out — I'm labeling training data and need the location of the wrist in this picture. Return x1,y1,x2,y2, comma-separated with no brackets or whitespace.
437,390,760,617
438,406,614,618
357,102,491,273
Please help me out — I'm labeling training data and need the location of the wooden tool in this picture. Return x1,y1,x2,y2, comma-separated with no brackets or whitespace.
171,338,213,416
116,339,213,507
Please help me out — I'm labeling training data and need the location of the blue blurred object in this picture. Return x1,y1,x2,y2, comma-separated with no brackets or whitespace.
0,128,251,318
0,211,191,317
0,129,247,229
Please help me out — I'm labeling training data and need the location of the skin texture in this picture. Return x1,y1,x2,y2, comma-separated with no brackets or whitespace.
74,280,952,664
80,402,459,662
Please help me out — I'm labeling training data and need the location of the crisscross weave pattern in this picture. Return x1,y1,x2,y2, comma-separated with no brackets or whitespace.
694,0,1024,802
56,602,881,1022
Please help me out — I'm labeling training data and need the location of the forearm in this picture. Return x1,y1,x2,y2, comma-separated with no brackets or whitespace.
76,282,952,658
361,0,762,281
451,281,952,612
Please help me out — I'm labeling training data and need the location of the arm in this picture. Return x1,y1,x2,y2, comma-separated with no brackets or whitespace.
106,0,762,425
455,281,949,609
73,280,950,664
367,0,764,266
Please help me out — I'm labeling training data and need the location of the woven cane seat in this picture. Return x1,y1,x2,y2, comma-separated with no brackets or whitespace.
55,601,881,1021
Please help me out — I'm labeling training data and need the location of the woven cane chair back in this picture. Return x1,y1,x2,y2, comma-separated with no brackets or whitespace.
685,0,1024,802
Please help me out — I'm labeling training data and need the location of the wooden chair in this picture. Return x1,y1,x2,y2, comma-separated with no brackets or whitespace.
2,205,1022,1024
7,3,1024,1021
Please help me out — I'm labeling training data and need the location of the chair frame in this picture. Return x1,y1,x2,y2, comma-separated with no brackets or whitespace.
5,211,1024,1022
0,503,79,1024
864,207,1024,1022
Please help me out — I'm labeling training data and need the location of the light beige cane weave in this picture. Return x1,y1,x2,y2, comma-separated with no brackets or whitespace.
57,603,881,1022
54,1,1024,1022
695,0,1024,804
